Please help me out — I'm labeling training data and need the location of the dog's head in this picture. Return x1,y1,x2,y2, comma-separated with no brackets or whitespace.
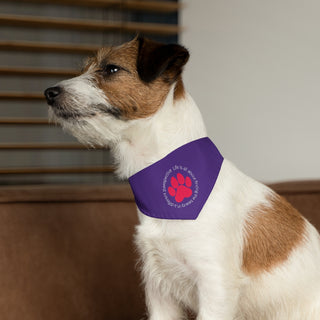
44,37,189,146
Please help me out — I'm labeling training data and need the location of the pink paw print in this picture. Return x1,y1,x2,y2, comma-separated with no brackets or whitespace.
168,173,193,203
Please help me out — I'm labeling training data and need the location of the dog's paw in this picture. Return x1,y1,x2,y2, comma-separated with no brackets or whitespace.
168,173,193,203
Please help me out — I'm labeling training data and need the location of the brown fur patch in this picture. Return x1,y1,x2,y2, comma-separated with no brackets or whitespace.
174,75,186,101
242,193,306,275
84,39,176,120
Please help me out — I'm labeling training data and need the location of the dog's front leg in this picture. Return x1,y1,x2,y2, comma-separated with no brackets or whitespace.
195,265,239,320
145,283,184,320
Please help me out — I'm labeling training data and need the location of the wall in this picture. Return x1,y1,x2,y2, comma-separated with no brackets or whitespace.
181,0,320,183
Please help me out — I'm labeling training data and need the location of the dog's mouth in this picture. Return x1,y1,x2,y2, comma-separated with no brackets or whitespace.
49,103,95,120
48,102,121,122
47,101,90,121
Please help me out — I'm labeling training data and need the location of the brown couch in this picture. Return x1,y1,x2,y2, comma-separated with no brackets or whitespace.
0,181,319,320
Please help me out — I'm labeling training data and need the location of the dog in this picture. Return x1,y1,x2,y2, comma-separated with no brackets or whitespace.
45,37,320,319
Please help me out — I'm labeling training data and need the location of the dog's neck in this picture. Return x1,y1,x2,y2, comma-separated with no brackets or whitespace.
113,85,207,179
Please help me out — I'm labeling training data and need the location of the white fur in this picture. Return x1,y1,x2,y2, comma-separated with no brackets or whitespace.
50,75,320,319
49,71,129,147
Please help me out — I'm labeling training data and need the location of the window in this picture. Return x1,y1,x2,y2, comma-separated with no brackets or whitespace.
0,0,179,185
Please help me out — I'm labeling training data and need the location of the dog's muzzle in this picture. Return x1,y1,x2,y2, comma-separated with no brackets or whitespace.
44,86,61,106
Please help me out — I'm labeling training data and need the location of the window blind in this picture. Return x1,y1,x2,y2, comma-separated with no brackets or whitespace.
0,0,180,185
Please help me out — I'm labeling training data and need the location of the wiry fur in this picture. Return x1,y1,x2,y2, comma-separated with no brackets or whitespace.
45,38,320,319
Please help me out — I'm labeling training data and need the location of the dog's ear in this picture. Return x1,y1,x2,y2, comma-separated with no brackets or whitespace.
137,37,189,83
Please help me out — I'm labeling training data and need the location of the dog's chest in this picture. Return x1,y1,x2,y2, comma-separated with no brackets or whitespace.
135,223,198,307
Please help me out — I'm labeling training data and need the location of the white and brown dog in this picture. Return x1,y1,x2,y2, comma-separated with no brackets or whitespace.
45,37,320,319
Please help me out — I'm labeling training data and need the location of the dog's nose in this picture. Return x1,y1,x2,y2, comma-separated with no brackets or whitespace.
44,86,61,105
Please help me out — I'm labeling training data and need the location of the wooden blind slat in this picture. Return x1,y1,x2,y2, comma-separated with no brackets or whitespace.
122,1,180,13
6,0,180,13
0,41,99,54
0,143,105,150
0,67,78,78
0,14,180,36
0,118,49,125
0,92,44,100
121,20,180,35
0,166,114,174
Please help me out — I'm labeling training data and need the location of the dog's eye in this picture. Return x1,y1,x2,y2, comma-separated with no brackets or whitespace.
102,64,121,75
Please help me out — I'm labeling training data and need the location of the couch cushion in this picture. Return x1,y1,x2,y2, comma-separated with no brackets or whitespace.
0,184,144,320
0,181,319,319
270,180,320,231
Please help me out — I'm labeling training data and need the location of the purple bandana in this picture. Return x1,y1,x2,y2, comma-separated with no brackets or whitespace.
129,137,223,220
